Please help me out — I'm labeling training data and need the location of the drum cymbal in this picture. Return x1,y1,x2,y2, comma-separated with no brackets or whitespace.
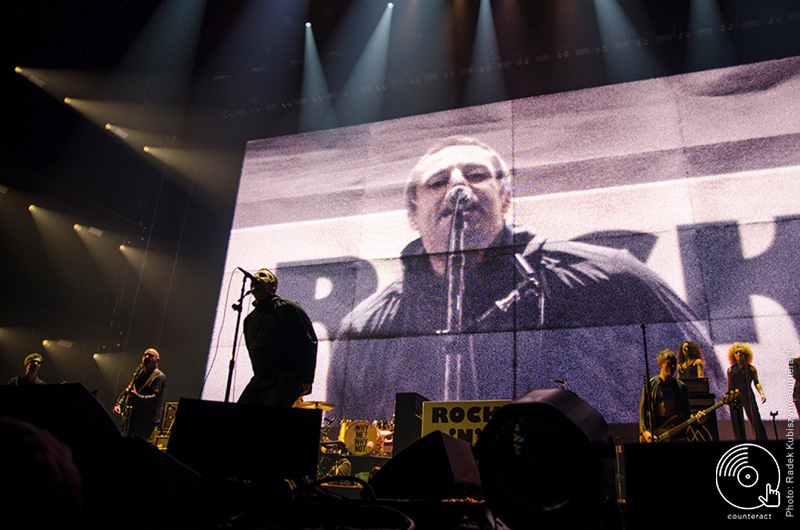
295,401,334,411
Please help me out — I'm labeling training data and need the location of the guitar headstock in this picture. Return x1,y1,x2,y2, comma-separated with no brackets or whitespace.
723,389,741,407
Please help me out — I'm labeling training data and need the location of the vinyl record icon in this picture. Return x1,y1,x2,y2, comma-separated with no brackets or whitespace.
716,443,780,510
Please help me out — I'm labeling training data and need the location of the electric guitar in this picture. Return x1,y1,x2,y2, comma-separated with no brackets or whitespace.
118,364,143,437
647,390,740,443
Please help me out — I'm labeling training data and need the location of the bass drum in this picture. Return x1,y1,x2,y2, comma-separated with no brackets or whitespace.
342,420,383,456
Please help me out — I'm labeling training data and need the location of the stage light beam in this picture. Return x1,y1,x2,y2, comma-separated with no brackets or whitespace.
335,3,394,125
300,20,336,131
593,0,662,82
464,0,507,107
687,0,736,71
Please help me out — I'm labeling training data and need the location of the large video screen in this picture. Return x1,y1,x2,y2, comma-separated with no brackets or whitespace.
202,56,800,427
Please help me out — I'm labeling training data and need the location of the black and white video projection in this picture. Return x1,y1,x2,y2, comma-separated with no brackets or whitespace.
203,56,800,426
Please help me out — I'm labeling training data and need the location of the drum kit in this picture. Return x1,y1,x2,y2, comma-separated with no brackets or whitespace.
338,419,394,457
296,400,394,479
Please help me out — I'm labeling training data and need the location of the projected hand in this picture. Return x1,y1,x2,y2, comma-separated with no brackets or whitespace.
758,483,780,508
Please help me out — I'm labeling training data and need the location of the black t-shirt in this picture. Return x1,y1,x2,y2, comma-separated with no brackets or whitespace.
654,378,682,427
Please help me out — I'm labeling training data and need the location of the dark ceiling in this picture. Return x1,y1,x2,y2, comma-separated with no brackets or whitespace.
2,0,799,403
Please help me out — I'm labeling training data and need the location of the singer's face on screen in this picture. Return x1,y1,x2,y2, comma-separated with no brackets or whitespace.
408,145,511,256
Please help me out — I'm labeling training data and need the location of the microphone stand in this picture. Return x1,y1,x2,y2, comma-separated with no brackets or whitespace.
472,241,546,330
769,410,779,441
641,323,655,440
224,273,250,403
443,196,468,334
437,192,471,401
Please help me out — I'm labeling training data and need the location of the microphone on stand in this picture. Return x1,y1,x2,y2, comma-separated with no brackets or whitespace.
237,267,264,295
237,267,258,282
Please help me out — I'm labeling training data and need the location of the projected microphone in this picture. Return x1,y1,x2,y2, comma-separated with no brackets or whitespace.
444,185,476,213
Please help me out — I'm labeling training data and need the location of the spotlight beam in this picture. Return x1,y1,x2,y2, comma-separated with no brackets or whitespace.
336,4,394,124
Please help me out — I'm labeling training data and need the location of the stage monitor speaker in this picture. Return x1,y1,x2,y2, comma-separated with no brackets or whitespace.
473,389,621,530
167,398,321,482
367,430,481,501
0,383,120,443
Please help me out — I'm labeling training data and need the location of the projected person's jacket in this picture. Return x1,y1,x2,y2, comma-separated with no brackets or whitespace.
326,226,723,425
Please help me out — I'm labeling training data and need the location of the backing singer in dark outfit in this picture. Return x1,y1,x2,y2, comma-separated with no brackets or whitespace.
726,342,767,441
677,340,705,379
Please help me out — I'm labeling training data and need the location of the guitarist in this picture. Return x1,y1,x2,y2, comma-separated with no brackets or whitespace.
639,349,705,443
113,348,166,439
